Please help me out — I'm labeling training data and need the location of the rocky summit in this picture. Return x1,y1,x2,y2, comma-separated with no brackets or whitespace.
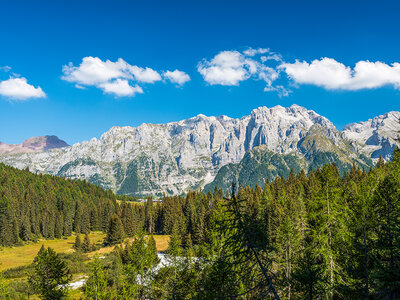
0,105,399,197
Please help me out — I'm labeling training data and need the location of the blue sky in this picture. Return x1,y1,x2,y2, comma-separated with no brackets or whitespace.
1,0,400,144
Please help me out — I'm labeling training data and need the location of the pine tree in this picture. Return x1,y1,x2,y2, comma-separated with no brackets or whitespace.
0,196,12,246
19,217,31,241
377,155,385,168
106,214,124,245
28,247,71,300
82,233,91,253
121,203,135,237
306,165,350,299
168,223,182,256
144,198,154,234
148,235,158,260
74,234,82,251
84,256,109,300
372,166,400,298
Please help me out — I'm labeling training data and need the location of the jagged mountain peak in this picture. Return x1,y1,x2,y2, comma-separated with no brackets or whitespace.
343,111,400,133
248,104,333,127
342,111,400,160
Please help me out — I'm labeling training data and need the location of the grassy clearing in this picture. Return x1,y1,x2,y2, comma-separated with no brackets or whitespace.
0,233,170,271
0,232,105,272
89,234,170,256
153,234,170,252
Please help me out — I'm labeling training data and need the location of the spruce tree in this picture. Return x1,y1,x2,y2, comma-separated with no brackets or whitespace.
28,247,71,300
82,233,91,253
74,234,82,251
106,214,124,245
373,169,400,298
168,223,182,256
54,213,63,239
84,256,109,300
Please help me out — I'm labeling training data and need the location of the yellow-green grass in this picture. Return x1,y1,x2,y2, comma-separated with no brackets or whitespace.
0,232,105,272
90,234,170,256
153,234,170,252
0,233,170,271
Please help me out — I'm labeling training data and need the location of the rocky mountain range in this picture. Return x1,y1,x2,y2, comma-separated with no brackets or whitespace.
0,105,399,197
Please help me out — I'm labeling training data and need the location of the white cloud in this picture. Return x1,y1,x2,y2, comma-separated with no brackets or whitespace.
261,53,282,62
62,57,131,85
0,66,11,72
243,48,269,56
128,66,162,83
198,48,283,94
199,48,400,95
198,51,252,86
99,79,143,97
163,70,190,85
281,57,400,90
0,77,46,100
62,56,185,97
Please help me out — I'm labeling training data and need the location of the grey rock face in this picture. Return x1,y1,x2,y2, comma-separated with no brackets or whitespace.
342,111,400,160
0,105,398,196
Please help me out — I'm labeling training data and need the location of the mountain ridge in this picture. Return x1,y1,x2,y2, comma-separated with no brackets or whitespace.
0,105,398,196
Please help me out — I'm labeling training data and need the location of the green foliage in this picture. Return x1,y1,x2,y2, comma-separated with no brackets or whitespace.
118,229,159,279
28,246,71,300
168,223,182,256
105,214,124,245
3,149,400,299
112,229,160,299
0,163,119,247
0,271,12,299
74,234,82,251
84,256,109,300
82,233,91,253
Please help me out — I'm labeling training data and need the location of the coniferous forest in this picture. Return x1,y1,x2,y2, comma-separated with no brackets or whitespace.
1,149,400,299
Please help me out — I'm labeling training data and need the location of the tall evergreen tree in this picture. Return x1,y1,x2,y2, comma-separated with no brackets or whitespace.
106,214,124,245
28,247,71,300
84,256,109,300
82,233,91,253
372,154,400,298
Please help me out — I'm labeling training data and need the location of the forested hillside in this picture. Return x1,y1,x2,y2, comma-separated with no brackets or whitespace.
1,149,400,298
0,163,122,246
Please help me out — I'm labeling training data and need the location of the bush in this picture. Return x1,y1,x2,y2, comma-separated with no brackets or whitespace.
58,252,88,274
2,265,32,279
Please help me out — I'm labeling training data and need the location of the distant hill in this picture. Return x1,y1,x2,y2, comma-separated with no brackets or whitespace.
0,135,69,154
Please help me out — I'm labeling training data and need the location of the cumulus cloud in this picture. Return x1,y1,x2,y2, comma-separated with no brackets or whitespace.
281,58,400,90
62,57,132,85
198,51,250,86
99,79,143,97
163,70,191,85
0,77,46,100
62,56,185,97
198,48,286,95
199,47,400,95
128,66,161,83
